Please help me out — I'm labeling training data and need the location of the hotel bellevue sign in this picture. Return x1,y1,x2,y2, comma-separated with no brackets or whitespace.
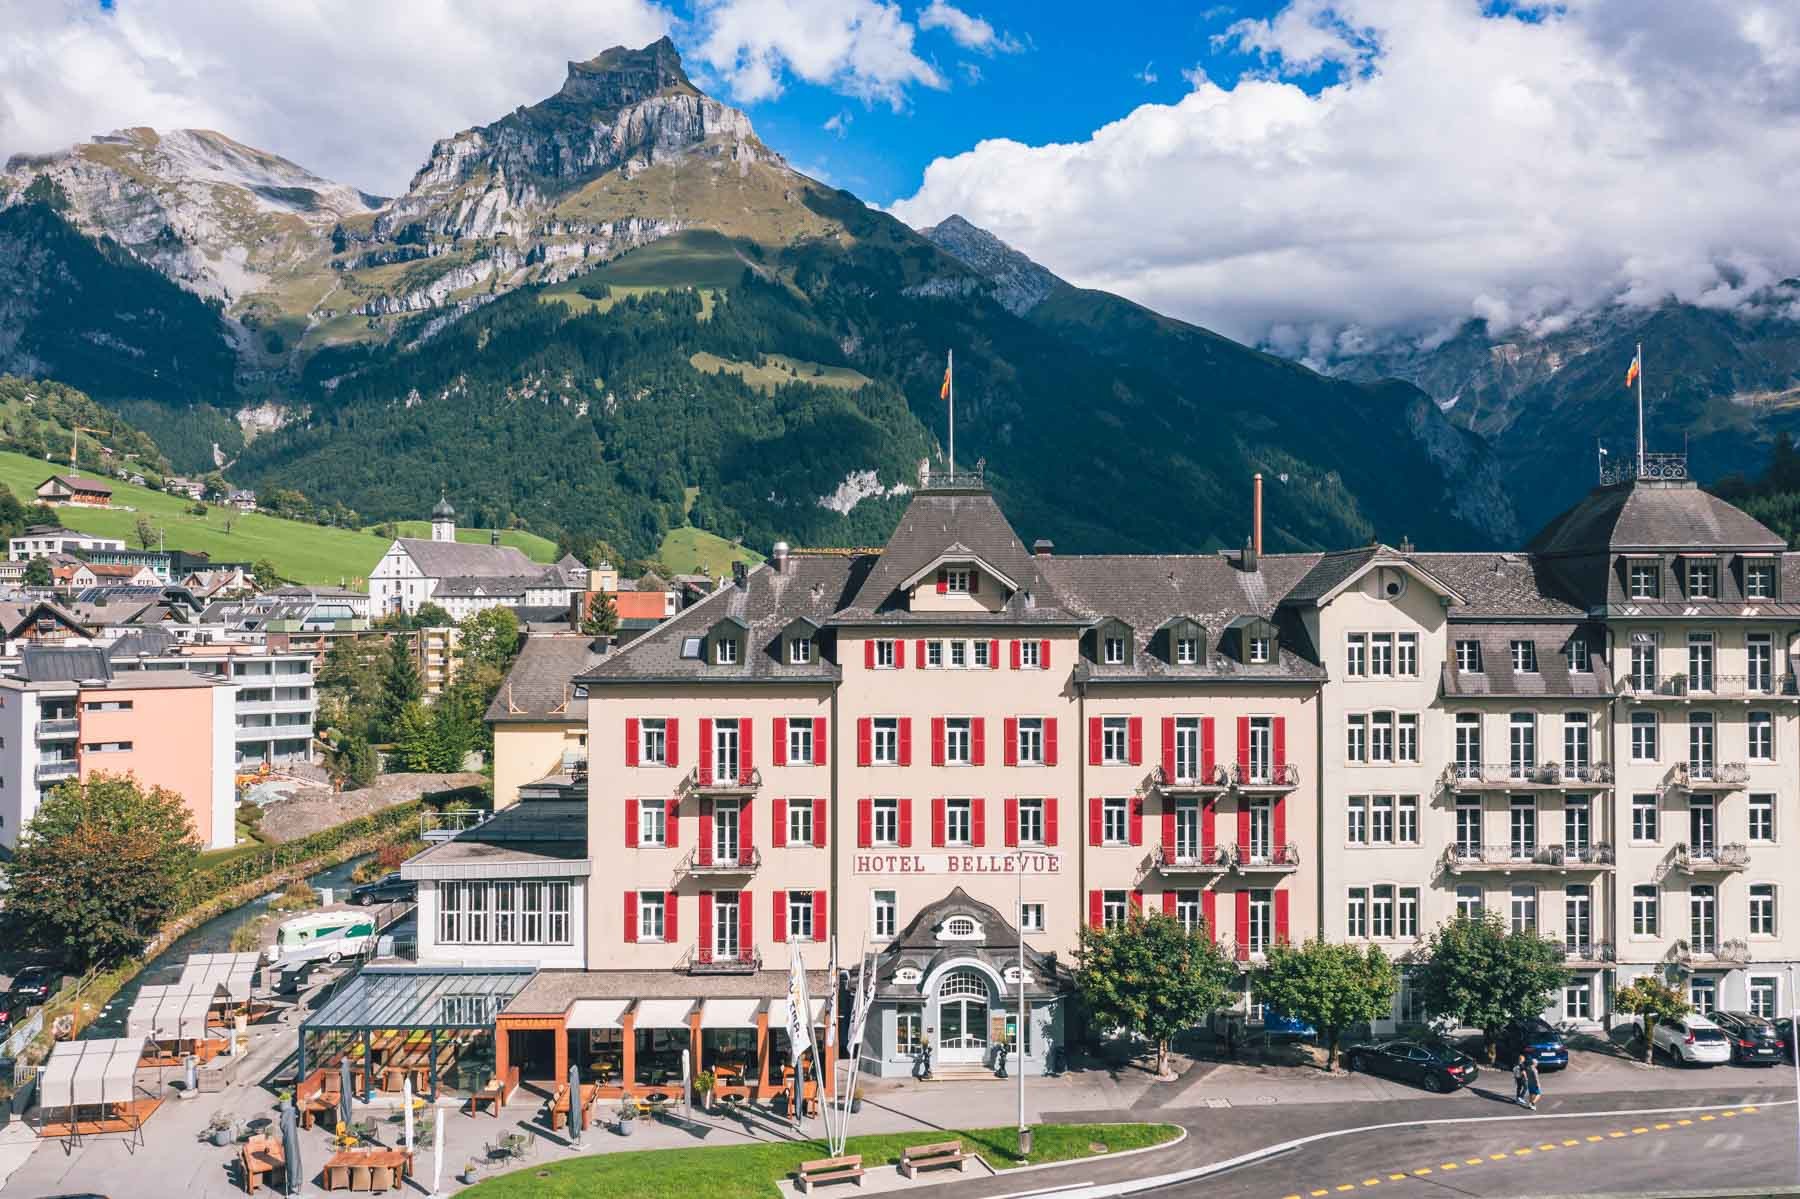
851,851,1062,876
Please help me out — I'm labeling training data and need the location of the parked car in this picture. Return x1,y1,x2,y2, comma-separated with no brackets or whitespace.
350,873,415,906
7,964,58,1006
1493,1018,1569,1071
1650,1014,1732,1065
1344,1039,1480,1092
0,991,28,1030
1711,1011,1785,1066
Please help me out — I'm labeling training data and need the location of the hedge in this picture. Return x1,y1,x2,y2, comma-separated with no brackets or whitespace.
180,800,424,907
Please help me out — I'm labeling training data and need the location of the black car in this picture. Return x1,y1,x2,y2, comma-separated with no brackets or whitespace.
1345,1039,1480,1092
7,964,58,1005
350,873,415,906
1493,1018,1570,1071
1713,1011,1785,1065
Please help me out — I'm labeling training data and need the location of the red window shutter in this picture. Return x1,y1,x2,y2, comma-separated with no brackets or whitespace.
864,640,876,670
624,892,637,943
699,718,713,786
1201,717,1214,780
896,640,906,669
699,892,713,954
857,718,872,767
972,718,985,765
1274,716,1288,768
772,798,787,848
739,894,753,955
1088,717,1102,766
1045,797,1059,845
739,718,753,784
814,718,828,766
899,798,914,847
857,798,872,849
1005,797,1019,847
898,717,913,767
1045,718,1058,766
666,891,679,943
667,719,679,767
1129,796,1144,847
1161,803,1175,852
1201,800,1215,854
1088,890,1103,929
931,798,946,848
812,798,827,848
1088,796,1103,847
814,890,827,939
936,568,948,594
772,718,787,767
1275,890,1290,944
698,798,713,865
625,798,639,848
931,717,946,767
1131,889,1144,914
1236,716,1251,775
666,798,680,848
1162,890,1178,917
739,799,754,858
1010,639,1021,670
1235,892,1251,961
1160,717,1175,779
972,797,986,846
1202,892,1217,943
1237,803,1252,854
988,639,1000,669
1273,794,1287,849
1039,639,1050,668
625,718,639,767
1129,717,1144,767
773,891,787,943
1003,718,1018,766
915,639,926,669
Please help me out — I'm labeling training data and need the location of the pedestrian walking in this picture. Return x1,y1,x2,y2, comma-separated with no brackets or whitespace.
1512,1054,1528,1106
1524,1056,1542,1111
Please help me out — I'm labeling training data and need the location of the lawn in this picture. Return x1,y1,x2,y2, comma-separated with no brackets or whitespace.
0,449,389,585
466,1122,1179,1198
658,525,764,577
689,352,872,394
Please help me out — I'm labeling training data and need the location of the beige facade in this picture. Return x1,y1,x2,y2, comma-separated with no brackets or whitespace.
493,720,586,809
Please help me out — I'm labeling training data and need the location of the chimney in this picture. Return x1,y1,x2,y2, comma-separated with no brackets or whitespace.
490,530,501,547
732,560,749,589
1032,539,1054,558
1242,535,1258,573
771,541,790,574
1252,472,1264,558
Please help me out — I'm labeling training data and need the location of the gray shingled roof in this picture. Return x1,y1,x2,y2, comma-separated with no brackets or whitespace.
1529,480,1785,555
1282,547,1381,605
1413,553,1585,618
1439,622,1612,699
487,633,607,723
395,538,538,579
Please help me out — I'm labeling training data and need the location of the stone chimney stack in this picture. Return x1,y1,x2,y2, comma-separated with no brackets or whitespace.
1033,539,1054,558
771,541,790,574
732,560,749,589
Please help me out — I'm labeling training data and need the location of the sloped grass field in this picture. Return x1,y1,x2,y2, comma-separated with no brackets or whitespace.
657,524,763,576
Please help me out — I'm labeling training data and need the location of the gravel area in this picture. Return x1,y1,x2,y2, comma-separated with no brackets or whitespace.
256,771,486,842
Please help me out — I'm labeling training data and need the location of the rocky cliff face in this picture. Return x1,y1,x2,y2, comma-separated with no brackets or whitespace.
922,214,1062,316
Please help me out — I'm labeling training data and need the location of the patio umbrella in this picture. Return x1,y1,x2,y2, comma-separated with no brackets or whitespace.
431,1101,445,1195
279,1097,302,1197
403,1076,415,1156
339,1057,354,1133
568,1063,583,1146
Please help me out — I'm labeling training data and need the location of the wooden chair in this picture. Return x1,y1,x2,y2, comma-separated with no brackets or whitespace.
369,1165,395,1193
898,1140,971,1179
240,1137,285,1193
349,1165,372,1192
795,1155,864,1192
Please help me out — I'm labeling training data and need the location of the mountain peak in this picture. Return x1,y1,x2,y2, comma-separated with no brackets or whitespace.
922,214,1062,316
557,36,699,111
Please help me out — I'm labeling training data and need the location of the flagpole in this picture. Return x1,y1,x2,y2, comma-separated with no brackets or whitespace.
1635,341,1645,479
948,349,955,477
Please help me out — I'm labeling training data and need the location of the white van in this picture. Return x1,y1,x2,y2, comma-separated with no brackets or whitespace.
266,911,377,969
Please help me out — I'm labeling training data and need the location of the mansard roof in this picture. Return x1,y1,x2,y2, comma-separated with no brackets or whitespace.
1411,553,1585,618
1528,479,1785,556
1438,621,1613,699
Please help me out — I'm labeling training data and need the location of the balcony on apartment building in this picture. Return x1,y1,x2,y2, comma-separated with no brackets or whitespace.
1156,843,1232,873
1229,842,1302,873
1675,937,1751,968
34,718,79,741
684,944,763,975
1150,763,1230,795
1562,940,1616,967
34,757,78,784
680,845,762,876
1665,762,1750,793
1623,673,1800,701
687,766,762,797
1667,841,1751,876
1441,841,1617,874
1442,762,1614,791
1228,762,1300,792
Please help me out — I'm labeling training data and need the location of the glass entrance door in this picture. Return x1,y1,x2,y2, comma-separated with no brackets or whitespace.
713,893,740,961
1248,800,1273,861
714,800,740,866
714,722,740,784
1175,801,1201,861
936,969,990,1062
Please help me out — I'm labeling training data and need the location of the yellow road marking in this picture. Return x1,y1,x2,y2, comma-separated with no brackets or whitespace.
1586,1135,1603,1142
1388,1174,1407,1181
1490,1153,1509,1160
1654,1123,1672,1130
1700,1115,1715,1122
1608,1131,1627,1138
1562,1138,1580,1146
1744,1106,1759,1113
1538,1143,1557,1150
1280,1194,1301,1199
1310,1191,1329,1197
1363,1179,1381,1187
1722,1111,1737,1118
1631,1127,1649,1134
1465,1157,1484,1165
1513,1148,1533,1156
1441,1163,1459,1171
1337,1186,1356,1193
1677,1119,1692,1126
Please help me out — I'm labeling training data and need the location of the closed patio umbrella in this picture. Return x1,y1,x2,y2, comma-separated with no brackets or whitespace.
568,1063,583,1146
279,1097,303,1197
403,1076,415,1155
339,1057,354,1133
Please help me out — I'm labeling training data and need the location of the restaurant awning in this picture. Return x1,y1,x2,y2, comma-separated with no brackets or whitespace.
767,998,827,1027
632,999,696,1029
301,966,535,1035
40,1037,145,1109
126,986,214,1041
177,951,260,1003
699,998,763,1029
566,999,630,1030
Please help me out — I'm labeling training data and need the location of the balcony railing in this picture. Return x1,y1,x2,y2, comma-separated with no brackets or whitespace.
34,759,78,784
1626,673,1799,699
1670,842,1750,874
1151,763,1229,792
682,845,762,875
1442,762,1579,789
1668,762,1749,791
689,766,762,795
1156,843,1231,872
1229,762,1300,790
1442,842,1617,873
686,944,762,975
1676,938,1751,967
1562,941,1616,965
34,719,78,740
1230,842,1301,872
1558,762,1614,785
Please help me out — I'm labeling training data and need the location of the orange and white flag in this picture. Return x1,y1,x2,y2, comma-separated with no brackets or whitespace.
939,353,952,401
1624,348,1641,389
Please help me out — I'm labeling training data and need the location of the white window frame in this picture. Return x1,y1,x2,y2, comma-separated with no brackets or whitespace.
1176,637,1199,665
926,640,944,668
1750,793,1776,843
1631,712,1659,762
1511,639,1538,673
1016,717,1045,765
872,890,898,940
1396,633,1418,677
1345,633,1367,677
640,718,669,766
945,798,973,847
1101,797,1129,846
1103,636,1125,665
1750,882,1777,937
1749,710,1774,762
790,637,813,664
872,798,900,847
1019,640,1043,669
872,717,900,765
1632,884,1660,937
874,640,897,669
1346,796,1368,845
1249,636,1272,664
1455,639,1482,672
1017,798,1046,846
788,891,817,942
944,716,973,765
638,891,666,943
1631,793,1659,842
639,801,667,848
787,718,815,765
943,567,971,594
1628,560,1660,599
787,801,814,846
1346,888,1369,938
1020,902,1046,934
1101,890,1129,929
1345,714,1367,764
1101,716,1129,765
1746,560,1777,600
715,637,738,665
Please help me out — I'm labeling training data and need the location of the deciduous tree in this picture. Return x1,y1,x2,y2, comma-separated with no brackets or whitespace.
458,607,520,671
1613,976,1692,1063
23,556,51,586
1075,908,1233,1079
1411,913,1569,1057
1253,938,1399,1069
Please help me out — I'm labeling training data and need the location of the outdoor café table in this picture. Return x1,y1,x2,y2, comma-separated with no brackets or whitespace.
323,1147,412,1191
241,1135,285,1193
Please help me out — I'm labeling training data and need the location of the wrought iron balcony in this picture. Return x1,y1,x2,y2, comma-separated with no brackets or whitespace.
1229,762,1299,790
1626,673,1799,700
1668,762,1749,792
1676,938,1751,968
1230,842,1301,872
1441,842,1616,873
688,766,762,796
1669,842,1750,874
685,944,762,975
1150,763,1229,793
681,846,761,875
1558,762,1614,785
1441,762,1569,790
1156,843,1231,873
1562,940,1616,966
34,719,78,740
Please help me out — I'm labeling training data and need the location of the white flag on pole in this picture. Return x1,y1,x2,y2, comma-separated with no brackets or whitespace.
787,952,815,1067
847,954,877,1056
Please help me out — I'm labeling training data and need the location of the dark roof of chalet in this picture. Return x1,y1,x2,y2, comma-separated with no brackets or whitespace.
554,553,585,572
1410,553,1585,618
1282,546,1381,605
1037,552,1326,681
394,537,537,579
18,644,113,683
432,573,545,599
1439,622,1612,699
487,634,607,723
836,486,1076,625
0,600,93,637
1528,479,1786,556
581,555,856,685
40,474,112,495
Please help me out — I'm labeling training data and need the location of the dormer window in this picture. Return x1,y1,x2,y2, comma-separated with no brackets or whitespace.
715,638,738,665
1176,637,1199,664
1745,557,1776,599
943,567,971,594
1249,636,1273,664
1626,559,1660,599
790,637,812,664
938,914,982,941
1566,637,1590,672
1456,639,1482,672
1510,640,1538,673
1686,558,1717,599
1103,636,1125,665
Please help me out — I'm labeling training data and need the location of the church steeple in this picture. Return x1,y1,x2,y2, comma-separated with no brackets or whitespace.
431,491,456,543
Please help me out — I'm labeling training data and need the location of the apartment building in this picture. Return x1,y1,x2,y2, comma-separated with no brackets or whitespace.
0,645,236,850
486,633,603,807
111,641,318,766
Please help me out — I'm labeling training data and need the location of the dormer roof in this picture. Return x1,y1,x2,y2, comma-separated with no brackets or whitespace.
1282,546,1465,607
896,546,1020,595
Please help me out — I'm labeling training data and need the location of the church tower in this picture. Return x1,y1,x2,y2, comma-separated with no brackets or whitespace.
431,492,456,543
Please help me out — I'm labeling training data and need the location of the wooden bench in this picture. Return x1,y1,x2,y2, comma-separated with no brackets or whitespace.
795,1154,864,1192
241,1135,285,1193
898,1140,971,1179
468,1075,509,1117
544,1083,569,1131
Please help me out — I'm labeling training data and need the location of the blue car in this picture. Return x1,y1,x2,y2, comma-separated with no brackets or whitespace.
1262,1012,1318,1041
1495,1018,1569,1070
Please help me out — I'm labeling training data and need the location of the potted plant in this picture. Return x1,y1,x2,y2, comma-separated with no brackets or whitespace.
460,1159,481,1185
204,1110,236,1146
694,1070,716,1112
850,1087,864,1115
616,1099,640,1136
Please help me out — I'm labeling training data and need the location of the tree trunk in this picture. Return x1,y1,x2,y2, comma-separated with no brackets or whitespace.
1326,1029,1338,1070
1643,1016,1656,1063
1155,1039,1172,1080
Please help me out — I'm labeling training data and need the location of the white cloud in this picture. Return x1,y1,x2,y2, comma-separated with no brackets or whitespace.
686,0,943,109
823,109,852,138
890,0,1800,351
1134,61,1158,85
918,1,1021,55
0,0,671,195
